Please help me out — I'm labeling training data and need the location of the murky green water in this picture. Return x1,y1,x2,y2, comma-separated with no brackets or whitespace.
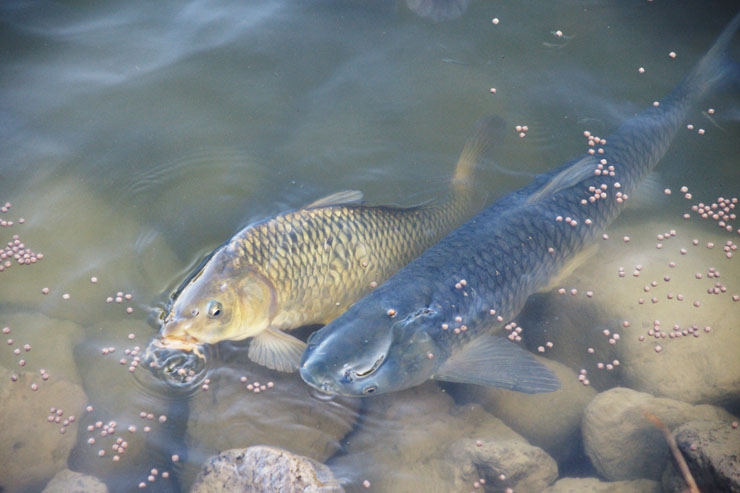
1,1,739,492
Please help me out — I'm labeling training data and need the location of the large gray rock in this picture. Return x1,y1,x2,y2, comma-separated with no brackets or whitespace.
0,365,87,492
183,362,360,489
0,313,84,383
330,381,558,492
544,477,661,493
450,357,596,464
66,319,179,488
42,469,108,493
190,446,343,493
448,438,559,493
582,387,735,481
661,419,740,493
519,221,740,406
0,177,181,325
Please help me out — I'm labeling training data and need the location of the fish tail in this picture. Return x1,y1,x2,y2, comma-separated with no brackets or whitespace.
683,11,740,98
451,116,507,194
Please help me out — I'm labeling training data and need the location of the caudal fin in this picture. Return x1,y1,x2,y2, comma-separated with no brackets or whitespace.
451,115,507,193
684,11,740,98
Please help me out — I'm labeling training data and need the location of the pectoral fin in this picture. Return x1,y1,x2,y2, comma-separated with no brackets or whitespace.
526,155,596,204
248,328,307,372
435,335,561,393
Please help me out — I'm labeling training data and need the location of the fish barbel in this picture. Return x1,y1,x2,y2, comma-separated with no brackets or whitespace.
300,14,740,396
154,117,505,372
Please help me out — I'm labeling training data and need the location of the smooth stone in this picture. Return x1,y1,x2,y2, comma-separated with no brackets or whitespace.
661,419,740,492
330,381,558,492
42,469,108,493
544,477,661,493
582,387,735,481
0,312,84,384
66,320,176,491
190,446,343,493
520,221,740,406
182,362,360,489
0,365,87,492
449,437,559,492
449,357,597,464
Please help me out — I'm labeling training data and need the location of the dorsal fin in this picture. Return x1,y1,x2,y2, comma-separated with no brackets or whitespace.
303,190,364,209
525,155,596,204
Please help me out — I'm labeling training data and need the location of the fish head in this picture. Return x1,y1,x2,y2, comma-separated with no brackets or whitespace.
161,256,276,346
300,300,442,396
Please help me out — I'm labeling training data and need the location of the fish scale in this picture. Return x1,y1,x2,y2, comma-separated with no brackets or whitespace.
238,198,477,329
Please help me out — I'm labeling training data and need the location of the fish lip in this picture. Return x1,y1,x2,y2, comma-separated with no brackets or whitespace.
154,334,206,359
299,365,339,395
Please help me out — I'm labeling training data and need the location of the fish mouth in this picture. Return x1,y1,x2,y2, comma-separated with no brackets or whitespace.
299,364,339,395
153,334,206,360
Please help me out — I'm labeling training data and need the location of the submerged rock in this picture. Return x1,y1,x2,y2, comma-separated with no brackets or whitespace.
0,313,84,384
0,365,87,492
0,177,180,326
661,419,740,493
520,220,740,406
190,446,343,493
450,357,596,465
544,477,661,493
330,381,558,491
582,387,735,481
449,438,558,492
42,469,108,493
66,320,181,492
183,362,360,488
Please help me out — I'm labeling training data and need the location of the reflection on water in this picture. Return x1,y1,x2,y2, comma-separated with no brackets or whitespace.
1,0,739,491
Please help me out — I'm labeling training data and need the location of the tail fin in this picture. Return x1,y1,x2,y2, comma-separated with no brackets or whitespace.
685,11,740,98
451,115,507,194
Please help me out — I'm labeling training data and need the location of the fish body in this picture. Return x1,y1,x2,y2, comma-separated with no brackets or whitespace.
156,117,504,372
300,14,740,396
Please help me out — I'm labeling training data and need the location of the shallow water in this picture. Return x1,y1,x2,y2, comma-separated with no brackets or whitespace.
1,1,739,492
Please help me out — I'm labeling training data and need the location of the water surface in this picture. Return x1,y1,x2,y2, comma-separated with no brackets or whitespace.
1,1,739,491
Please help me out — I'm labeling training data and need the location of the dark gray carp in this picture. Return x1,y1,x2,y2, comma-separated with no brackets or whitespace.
300,14,740,396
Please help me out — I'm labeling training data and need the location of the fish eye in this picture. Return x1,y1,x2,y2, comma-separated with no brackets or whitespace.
207,300,223,318
362,385,378,394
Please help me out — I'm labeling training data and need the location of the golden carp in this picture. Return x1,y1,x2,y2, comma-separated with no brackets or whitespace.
156,117,503,372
